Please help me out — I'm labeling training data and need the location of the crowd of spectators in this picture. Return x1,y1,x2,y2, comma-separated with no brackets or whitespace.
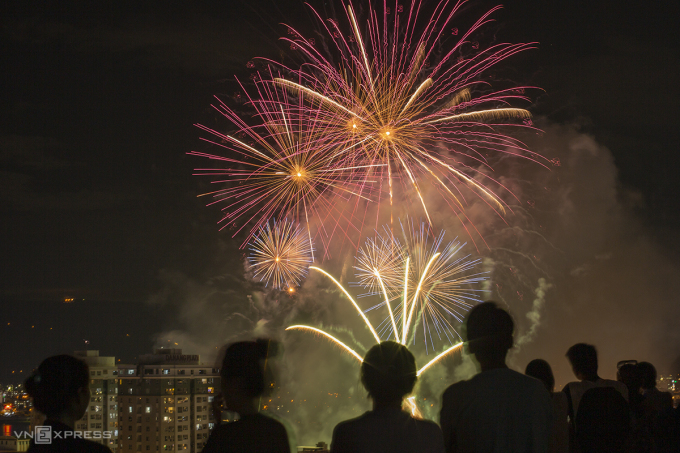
23,301,679,452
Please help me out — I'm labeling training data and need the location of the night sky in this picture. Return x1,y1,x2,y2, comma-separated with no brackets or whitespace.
2,0,680,391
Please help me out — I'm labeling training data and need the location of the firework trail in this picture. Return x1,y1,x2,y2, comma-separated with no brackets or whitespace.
248,219,314,290
286,222,484,376
267,0,549,246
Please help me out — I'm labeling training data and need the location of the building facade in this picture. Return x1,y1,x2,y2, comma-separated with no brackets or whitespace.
73,350,119,452
118,349,219,452
0,435,30,451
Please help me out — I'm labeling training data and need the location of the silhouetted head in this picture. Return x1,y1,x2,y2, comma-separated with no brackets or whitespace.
220,339,277,400
361,341,417,406
25,355,90,420
525,359,555,392
464,302,514,363
566,343,598,380
636,362,657,390
617,361,640,391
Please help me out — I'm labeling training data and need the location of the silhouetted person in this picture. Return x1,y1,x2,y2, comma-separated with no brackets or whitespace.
25,355,112,452
655,404,680,453
616,360,639,389
617,360,642,416
563,343,628,420
637,362,672,416
575,386,629,453
440,302,552,453
526,359,569,453
634,362,673,453
563,344,629,452
202,339,291,453
331,341,445,453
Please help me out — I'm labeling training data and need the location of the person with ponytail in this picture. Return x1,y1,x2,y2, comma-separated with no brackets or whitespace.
25,355,111,452
202,339,291,453
330,341,445,453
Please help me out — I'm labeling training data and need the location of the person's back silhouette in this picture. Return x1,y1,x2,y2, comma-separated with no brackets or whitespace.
440,301,552,453
562,343,629,451
25,355,112,452
525,359,569,453
634,361,673,453
576,386,629,453
202,339,291,453
330,341,445,453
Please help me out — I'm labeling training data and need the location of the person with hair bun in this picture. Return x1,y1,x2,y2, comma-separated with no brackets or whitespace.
25,355,112,452
202,339,291,453
330,341,445,453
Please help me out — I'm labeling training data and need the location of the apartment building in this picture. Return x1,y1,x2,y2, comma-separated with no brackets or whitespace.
118,349,219,452
73,350,119,452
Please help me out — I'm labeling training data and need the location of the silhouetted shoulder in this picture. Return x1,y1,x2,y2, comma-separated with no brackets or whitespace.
443,368,545,400
332,410,444,453
440,369,551,453
203,413,290,453
442,375,474,400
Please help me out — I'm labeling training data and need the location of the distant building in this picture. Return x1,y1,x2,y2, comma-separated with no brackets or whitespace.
658,374,679,392
298,442,329,452
1,385,32,417
0,435,30,451
117,349,219,452
73,350,119,452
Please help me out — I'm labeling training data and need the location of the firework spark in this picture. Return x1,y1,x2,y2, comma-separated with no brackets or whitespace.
249,220,313,290
404,396,423,419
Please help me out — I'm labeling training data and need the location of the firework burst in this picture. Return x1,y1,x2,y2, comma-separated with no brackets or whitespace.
359,220,486,349
286,222,485,375
190,75,378,247
268,0,549,245
248,219,313,290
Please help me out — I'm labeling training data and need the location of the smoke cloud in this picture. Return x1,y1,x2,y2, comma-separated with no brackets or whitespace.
148,119,680,444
